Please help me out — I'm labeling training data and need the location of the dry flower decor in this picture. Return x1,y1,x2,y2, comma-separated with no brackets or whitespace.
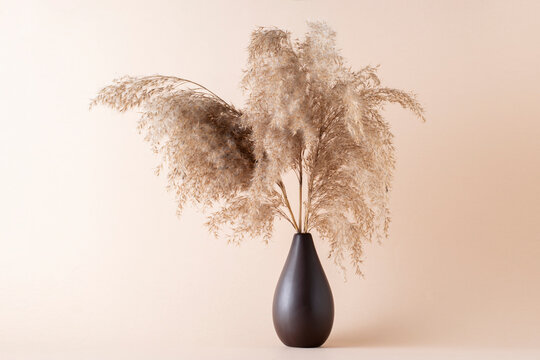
92,22,425,348
90,22,424,275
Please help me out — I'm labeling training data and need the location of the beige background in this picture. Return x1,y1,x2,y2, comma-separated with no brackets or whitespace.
1,0,539,358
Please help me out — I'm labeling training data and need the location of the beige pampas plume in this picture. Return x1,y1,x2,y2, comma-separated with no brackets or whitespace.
91,22,425,274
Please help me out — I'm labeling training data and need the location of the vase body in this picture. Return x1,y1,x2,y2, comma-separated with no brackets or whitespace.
272,233,334,347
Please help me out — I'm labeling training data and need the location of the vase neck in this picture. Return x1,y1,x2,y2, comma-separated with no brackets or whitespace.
293,233,313,241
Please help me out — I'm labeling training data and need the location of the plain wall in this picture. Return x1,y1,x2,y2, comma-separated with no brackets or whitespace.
1,0,539,357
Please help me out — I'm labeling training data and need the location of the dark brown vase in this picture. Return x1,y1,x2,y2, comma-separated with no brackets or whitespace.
272,233,334,347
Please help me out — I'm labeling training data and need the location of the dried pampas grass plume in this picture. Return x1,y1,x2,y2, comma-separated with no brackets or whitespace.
91,22,425,274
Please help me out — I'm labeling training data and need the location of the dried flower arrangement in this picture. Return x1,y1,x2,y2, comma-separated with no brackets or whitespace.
91,22,424,274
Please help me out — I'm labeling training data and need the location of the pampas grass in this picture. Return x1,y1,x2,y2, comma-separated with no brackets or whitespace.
91,22,424,274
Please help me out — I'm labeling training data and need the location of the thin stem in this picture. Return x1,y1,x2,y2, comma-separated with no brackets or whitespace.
146,75,240,114
277,180,299,231
275,208,295,229
304,107,344,231
298,153,303,233
304,176,311,232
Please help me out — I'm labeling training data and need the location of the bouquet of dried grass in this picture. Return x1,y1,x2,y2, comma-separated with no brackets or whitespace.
91,22,424,274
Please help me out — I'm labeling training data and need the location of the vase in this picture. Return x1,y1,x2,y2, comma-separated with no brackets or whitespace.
272,233,334,347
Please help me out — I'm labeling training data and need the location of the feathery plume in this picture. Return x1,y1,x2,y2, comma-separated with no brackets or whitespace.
91,22,425,274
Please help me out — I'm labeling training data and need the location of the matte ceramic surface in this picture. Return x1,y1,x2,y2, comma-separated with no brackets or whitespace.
272,233,334,347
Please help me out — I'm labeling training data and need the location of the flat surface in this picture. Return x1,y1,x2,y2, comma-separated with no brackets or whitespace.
3,348,540,360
